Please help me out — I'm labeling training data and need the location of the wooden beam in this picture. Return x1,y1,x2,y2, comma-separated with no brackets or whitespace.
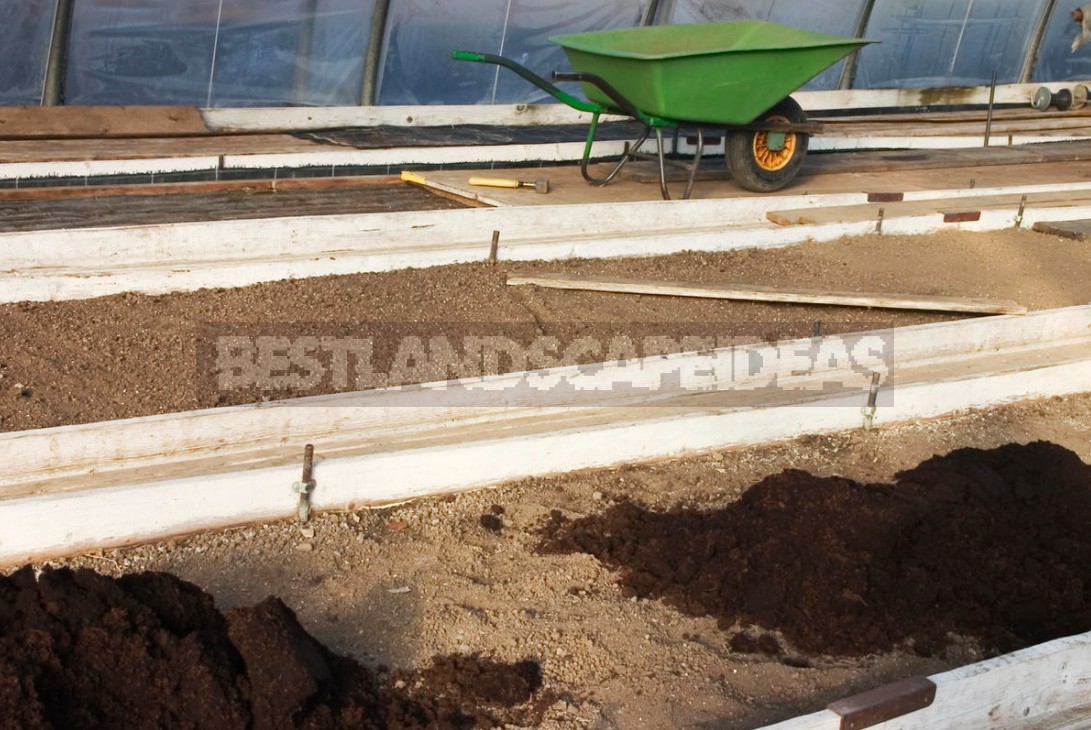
0,106,210,139
1032,219,1091,242
0,173,401,202
506,273,1027,316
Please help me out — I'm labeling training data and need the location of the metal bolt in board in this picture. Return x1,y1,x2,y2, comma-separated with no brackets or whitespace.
291,444,316,522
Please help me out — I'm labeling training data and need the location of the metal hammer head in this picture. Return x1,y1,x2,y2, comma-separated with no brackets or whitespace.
527,179,549,194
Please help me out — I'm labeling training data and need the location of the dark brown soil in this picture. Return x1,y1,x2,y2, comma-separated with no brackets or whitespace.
0,567,545,729
539,441,1091,659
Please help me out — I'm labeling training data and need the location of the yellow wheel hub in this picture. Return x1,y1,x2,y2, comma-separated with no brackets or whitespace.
752,115,797,172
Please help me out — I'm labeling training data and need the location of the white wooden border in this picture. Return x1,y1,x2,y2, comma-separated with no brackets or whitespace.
218,140,629,171
4,181,1091,304
201,103,617,132
5,305,1085,493
199,83,1088,133
810,133,1091,152
4,133,1086,181
762,630,1091,730
0,157,221,183
0,306,1086,565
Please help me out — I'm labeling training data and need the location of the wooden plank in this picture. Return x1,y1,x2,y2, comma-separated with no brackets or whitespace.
195,83,1091,134
942,211,982,223
762,629,1091,730
0,106,210,139
820,117,1091,138
0,134,323,164
400,170,505,208
507,273,1025,315
202,103,619,133
794,81,1091,113
5,351,1087,567
1032,219,1091,242
816,108,1091,125
0,174,402,202
827,677,936,730
769,189,1091,227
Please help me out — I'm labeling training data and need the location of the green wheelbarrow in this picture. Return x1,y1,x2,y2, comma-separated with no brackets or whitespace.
453,21,870,199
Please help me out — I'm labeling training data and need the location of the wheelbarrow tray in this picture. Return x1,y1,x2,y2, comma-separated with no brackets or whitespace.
550,21,869,126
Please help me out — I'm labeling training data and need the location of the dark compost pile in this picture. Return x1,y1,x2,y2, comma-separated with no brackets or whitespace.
0,568,544,729
540,442,1091,658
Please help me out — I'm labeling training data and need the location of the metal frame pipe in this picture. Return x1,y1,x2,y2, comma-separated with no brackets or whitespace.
41,0,73,106
360,0,392,105
839,0,876,90
1021,0,1058,83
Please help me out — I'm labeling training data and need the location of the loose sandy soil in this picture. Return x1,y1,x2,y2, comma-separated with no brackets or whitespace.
1,227,1088,432
41,393,1091,729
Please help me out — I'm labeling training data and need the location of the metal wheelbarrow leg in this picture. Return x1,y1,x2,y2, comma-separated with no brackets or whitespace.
453,51,701,200
553,70,701,200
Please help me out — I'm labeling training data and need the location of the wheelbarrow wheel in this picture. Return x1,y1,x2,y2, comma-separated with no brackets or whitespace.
726,96,808,193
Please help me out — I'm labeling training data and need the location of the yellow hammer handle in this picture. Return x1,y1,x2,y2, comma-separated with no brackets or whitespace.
468,176,520,189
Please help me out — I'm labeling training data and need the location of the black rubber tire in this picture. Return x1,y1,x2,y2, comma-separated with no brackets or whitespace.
726,96,809,193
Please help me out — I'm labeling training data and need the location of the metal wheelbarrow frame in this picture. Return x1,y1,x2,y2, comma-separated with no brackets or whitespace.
453,22,869,199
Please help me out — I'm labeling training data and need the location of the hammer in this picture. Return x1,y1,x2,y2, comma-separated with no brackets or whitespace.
468,176,549,194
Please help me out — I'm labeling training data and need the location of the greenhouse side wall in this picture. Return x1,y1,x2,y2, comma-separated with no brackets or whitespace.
0,0,1086,107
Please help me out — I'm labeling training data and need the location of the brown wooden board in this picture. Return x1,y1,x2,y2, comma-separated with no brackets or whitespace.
507,273,1026,315
0,106,210,139
0,174,401,202
827,676,937,730
1032,219,1091,241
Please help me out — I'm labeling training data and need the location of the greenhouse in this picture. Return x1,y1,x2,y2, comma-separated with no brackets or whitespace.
1,0,1089,108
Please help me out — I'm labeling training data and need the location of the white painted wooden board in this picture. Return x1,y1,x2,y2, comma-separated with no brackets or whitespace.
3,305,1085,494
4,181,1091,304
762,630,1091,730
0,306,1087,565
0,351,1085,567
0,156,221,182
198,83,1090,132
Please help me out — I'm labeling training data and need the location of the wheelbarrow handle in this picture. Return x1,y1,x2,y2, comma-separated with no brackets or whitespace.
551,71,648,122
451,50,604,115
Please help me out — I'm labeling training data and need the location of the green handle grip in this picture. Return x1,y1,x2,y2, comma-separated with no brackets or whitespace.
452,50,486,62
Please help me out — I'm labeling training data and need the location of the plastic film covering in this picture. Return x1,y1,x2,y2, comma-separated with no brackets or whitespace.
655,0,868,90
64,0,374,107
1032,3,1091,83
855,0,1048,89
0,0,58,105
376,0,649,105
